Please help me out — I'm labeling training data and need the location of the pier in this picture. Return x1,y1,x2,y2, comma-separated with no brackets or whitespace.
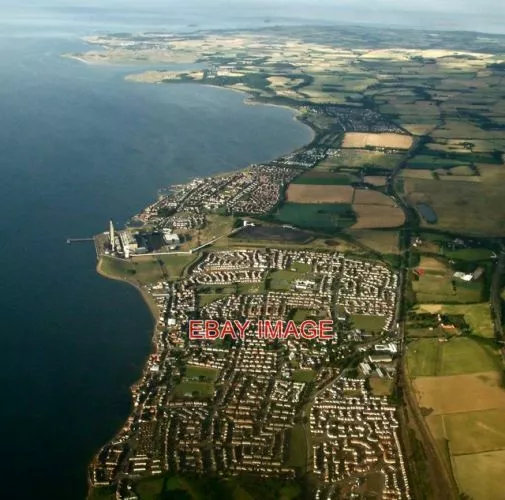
66,238,94,244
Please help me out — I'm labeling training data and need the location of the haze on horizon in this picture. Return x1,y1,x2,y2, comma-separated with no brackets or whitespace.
1,0,504,34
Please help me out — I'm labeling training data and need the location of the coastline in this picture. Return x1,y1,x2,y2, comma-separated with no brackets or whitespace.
91,259,159,498
89,81,317,496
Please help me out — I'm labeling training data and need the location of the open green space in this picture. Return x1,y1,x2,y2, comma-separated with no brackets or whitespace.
133,473,302,500
198,293,228,307
99,253,198,284
287,424,308,469
292,369,316,383
99,255,162,284
185,365,219,382
157,254,199,278
173,381,214,398
269,269,311,291
198,281,266,296
350,314,387,331
274,203,356,232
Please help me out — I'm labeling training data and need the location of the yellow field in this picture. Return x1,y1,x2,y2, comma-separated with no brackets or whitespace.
285,184,354,204
418,255,447,272
444,408,505,455
353,189,396,206
453,450,505,500
351,205,405,229
363,176,387,186
413,372,505,414
403,124,437,135
342,132,413,150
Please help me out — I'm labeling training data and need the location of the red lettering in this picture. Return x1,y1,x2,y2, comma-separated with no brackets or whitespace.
234,320,251,339
220,320,237,340
189,320,205,340
318,320,334,340
282,320,300,339
300,320,318,339
259,320,282,339
205,320,220,339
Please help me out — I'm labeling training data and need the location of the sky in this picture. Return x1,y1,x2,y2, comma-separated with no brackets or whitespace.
0,0,504,34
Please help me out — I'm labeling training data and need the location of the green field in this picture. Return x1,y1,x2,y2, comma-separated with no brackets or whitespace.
157,254,199,278
99,253,197,284
287,424,308,468
173,381,215,398
185,365,219,382
292,369,316,383
269,269,310,291
317,150,406,171
406,154,470,170
412,271,484,304
132,474,302,500
406,337,501,377
350,314,387,331
274,203,356,232
402,167,505,235
440,247,495,261
438,303,494,338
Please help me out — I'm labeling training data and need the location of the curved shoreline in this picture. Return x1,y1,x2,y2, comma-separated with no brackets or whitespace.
89,83,317,497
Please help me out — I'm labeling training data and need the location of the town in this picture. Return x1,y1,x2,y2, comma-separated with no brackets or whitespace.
90,247,408,499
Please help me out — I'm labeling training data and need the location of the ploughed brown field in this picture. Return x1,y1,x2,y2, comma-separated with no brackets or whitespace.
342,132,413,150
286,184,354,204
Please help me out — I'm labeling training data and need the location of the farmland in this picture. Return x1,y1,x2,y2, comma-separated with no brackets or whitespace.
286,184,354,204
318,150,406,171
274,202,356,231
415,303,494,338
406,337,501,377
412,258,485,304
407,334,505,500
351,204,405,229
403,168,505,235
346,229,400,254
342,132,413,150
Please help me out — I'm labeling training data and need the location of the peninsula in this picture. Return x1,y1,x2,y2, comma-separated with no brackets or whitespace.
73,24,505,500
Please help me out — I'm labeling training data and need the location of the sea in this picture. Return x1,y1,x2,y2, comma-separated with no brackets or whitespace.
0,7,314,500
